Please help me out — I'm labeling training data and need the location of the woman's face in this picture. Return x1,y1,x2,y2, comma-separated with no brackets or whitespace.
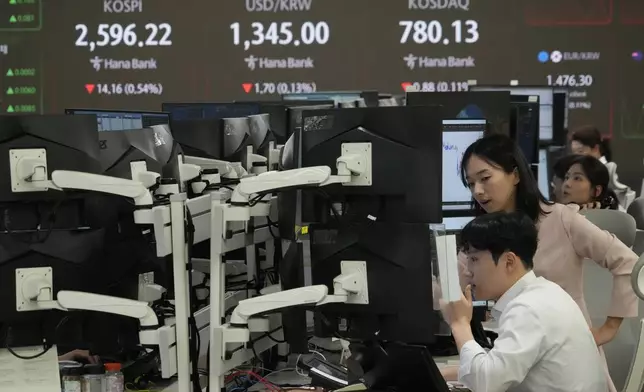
465,154,519,213
571,140,601,159
561,163,600,205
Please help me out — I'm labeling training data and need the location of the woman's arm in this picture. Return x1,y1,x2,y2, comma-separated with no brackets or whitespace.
562,209,639,341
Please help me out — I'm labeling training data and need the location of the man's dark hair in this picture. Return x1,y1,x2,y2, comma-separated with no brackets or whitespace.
552,154,581,180
460,211,537,269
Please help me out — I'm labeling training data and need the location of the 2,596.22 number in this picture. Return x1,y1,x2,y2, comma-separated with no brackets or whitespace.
75,23,172,50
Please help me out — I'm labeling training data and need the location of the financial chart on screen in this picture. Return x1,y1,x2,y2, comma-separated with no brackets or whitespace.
0,0,642,139
442,119,484,210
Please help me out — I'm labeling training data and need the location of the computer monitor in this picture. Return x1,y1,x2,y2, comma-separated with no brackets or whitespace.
169,118,249,163
310,222,437,344
282,91,379,107
277,103,337,240
98,124,182,182
0,225,113,348
406,91,511,136
297,106,443,224
161,102,261,122
544,146,568,200
538,148,550,199
247,113,276,156
0,115,102,202
553,89,569,145
346,342,450,392
510,96,540,164
65,109,169,131
442,119,485,217
286,104,335,141
470,86,554,142
442,216,475,232
0,117,142,351
235,100,336,144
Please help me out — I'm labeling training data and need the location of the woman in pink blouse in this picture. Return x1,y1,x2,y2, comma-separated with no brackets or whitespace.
457,134,638,392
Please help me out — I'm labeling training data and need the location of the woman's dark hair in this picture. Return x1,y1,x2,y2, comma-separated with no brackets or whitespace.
571,125,612,162
552,154,581,180
460,134,552,221
565,155,619,210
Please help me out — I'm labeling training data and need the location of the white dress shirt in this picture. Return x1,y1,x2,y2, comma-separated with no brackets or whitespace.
458,271,607,392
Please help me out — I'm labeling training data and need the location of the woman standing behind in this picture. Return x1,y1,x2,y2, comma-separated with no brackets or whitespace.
570,125,611,163
570,125,635,208
457,134,638,392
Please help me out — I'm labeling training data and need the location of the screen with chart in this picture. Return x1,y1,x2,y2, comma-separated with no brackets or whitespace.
0,0,642,143
442,119,485,210
65,108,169,131
472,86,554,141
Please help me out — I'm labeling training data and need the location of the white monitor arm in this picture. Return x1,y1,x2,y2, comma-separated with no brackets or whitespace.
230,145,371,205
183,155,247,180
229,261,368,328
9,149,156,206
16,268,160,346
50,171,155,206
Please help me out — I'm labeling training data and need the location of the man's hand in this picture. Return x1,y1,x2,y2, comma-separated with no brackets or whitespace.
591,317,622,346
58,349,100,364
441,285,474,328
440,366,459,381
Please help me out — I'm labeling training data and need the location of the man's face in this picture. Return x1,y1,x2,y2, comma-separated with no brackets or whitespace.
465,249,510,301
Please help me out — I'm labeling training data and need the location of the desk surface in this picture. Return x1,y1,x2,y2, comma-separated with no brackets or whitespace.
156,324,503,392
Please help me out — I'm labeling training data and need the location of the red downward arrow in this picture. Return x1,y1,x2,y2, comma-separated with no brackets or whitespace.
400,82,412,92
242,83,253,93
85,84,95,94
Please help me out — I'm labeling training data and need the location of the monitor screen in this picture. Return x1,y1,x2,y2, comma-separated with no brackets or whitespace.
283,92,361,100
442,216,475,232
161,102,261,121
65,109,169,132
470,86,554,142
538,148,550,199
282,91,379,107
442,119,485,211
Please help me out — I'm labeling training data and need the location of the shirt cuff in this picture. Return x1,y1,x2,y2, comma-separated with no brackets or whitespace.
458,339,487,380
609,275,638,318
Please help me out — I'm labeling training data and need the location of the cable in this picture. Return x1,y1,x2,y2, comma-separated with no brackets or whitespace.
226,370,280,392
206,339,211,392
1,315,74,361
265,216,280,239
185,207,202,392
266,333,286,344
2,198,63,244
2,326,51,360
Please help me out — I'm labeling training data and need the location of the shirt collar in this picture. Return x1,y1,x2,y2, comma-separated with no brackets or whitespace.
492,271,537,314
599,156,608,164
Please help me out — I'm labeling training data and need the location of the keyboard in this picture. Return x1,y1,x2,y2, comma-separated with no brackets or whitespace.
448,382,471,391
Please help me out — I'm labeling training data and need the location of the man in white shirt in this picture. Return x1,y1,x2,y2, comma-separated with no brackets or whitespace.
442,211,607,392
